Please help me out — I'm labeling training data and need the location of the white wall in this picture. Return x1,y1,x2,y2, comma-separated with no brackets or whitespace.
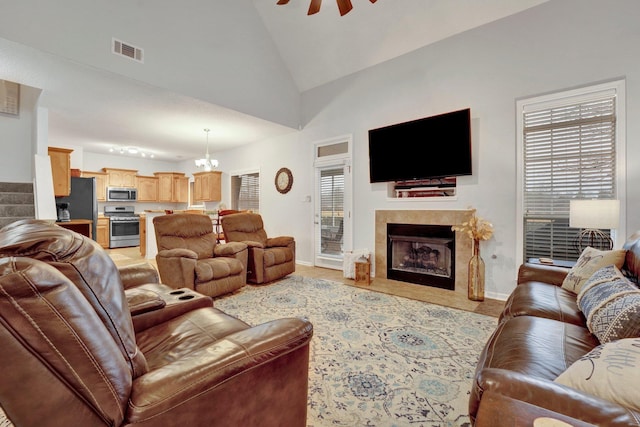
0,84,41,182
2,0,639,301
0,1,301,128
81,151,187,177
220,0,640,299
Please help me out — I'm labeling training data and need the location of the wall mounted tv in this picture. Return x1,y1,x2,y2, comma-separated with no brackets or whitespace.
368,108,472,183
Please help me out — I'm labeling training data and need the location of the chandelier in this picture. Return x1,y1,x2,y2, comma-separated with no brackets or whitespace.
277,0,377,16
194,128,219,171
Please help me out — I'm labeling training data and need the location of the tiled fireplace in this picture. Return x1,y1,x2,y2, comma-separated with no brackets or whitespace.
375,210,474,295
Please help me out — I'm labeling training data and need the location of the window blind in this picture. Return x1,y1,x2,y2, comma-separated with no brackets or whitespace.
231,172,260,212
523,96,616,260
320,168,344,227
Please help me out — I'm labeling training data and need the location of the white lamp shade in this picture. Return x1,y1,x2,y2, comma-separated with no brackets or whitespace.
569,199,620,229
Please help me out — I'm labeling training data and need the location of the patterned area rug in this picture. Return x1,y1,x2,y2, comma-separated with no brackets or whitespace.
0,275,496,427
215,275,497,427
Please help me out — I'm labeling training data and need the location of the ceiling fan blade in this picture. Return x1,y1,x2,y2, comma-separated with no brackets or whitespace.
337,0,353,16
369,0,377,3
276,0,290,5
308,0,322,15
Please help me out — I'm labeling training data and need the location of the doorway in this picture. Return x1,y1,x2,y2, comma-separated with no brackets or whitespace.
314,136,352,270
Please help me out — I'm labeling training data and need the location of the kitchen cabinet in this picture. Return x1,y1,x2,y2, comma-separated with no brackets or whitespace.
82,170,108,201
174,175,189,203
139,214,146,257
48,147,73,197
136,175,159,202
57,219,92,239
154,172,188,203
96,217,110,249
103,168,138,188
193,171,222,202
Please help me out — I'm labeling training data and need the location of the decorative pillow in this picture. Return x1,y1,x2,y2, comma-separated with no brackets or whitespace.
576,265,640,343
555,337,640,412
577,265,628,307
561,247,626,294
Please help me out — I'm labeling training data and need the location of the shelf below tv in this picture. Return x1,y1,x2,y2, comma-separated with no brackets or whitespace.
390,177,457,199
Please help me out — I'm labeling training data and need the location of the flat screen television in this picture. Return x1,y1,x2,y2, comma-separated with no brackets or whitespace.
368,108,472,183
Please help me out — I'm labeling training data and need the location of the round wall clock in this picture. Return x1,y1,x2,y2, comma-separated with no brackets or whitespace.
275,167,293,194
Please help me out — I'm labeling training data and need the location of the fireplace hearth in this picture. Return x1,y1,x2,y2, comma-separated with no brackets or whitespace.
375,210,474,296
387,223,455,290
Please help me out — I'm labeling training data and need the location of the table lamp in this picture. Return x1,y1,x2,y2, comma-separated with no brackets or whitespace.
569,199,620,252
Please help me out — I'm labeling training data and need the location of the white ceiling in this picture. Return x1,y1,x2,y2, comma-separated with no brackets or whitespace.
1,0,548,163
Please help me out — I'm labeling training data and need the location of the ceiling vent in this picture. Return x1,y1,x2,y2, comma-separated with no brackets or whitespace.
112,38,144,63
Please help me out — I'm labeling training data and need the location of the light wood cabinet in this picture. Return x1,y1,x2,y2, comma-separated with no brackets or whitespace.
48,147,73,197
154,172,188,203
103,168,138,188
193,171,222,202
174,175,189,203
57,219,92,239
136,176,159,202
96,217,110,249
82,171,108,201
155,173,174,202
139,214,146,257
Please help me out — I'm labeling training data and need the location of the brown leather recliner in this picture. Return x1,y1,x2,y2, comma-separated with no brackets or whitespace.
221,212,295,284
0,219,313,427
153,213,248,297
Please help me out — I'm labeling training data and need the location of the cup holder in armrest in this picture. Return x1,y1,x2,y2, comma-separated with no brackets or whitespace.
131,287,212,332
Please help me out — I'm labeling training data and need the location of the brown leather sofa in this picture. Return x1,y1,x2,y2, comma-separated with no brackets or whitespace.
153,213,248,297
470,233,640,426
221,212,295,284
0,219,313,426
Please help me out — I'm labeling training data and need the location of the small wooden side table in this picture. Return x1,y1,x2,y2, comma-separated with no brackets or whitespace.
354,260,371,285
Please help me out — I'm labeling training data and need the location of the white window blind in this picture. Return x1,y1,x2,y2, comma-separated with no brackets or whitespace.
523,94,616,261
320,168,344,226
320,168,344,255
231,172,260,212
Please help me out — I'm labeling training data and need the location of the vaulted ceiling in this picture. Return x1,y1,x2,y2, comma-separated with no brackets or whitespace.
0,0,548,162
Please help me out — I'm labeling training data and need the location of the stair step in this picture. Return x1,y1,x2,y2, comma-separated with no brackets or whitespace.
0,192,34,205
0,182,36,230
0,204,35,218
0,182,34,193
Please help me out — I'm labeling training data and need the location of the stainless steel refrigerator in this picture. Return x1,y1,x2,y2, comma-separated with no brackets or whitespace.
55,177,98,240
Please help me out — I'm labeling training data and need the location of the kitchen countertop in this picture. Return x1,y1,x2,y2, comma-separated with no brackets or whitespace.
143,209,207,214
56,219,92,224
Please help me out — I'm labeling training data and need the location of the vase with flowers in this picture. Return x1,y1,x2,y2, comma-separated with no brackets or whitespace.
452,210,494,301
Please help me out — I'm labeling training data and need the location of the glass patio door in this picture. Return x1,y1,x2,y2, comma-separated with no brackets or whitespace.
313,137,351,270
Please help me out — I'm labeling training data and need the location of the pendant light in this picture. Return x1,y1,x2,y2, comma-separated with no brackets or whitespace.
195,128,219,171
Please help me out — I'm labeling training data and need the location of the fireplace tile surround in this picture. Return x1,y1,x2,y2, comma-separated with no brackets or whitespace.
375,210,474,296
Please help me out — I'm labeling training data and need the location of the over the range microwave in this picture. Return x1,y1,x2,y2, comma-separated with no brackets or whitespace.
107,187,137,202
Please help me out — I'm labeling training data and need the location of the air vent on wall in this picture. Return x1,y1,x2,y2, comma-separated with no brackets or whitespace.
112,38,144,63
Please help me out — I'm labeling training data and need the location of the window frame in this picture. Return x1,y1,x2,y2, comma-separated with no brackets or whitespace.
230,168,260,212
516,79,626,267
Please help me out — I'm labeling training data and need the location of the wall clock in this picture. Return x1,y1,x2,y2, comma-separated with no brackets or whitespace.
275,167,293,194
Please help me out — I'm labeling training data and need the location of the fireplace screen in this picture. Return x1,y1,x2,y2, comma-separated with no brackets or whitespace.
387,223,455,290
390,236,452,277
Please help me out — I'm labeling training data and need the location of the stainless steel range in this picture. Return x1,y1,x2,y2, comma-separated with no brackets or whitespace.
104,206,140,248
